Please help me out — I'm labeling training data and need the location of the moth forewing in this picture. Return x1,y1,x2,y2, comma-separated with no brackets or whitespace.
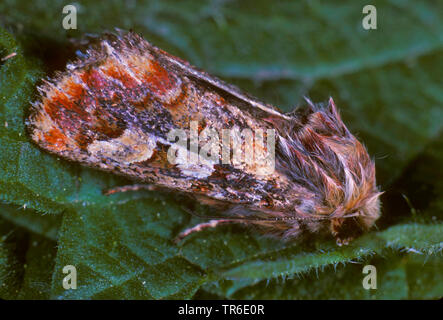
27,31,381,245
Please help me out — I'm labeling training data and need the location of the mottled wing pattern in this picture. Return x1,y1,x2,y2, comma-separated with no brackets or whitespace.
27,32,292,210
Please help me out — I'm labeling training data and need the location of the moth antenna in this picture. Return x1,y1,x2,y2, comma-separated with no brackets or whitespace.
180,206,330,222
179,206,256,221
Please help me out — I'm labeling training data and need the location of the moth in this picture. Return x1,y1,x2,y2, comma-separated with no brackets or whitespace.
27,31,382,245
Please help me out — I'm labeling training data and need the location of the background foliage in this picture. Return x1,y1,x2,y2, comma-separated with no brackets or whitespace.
0,0,441,299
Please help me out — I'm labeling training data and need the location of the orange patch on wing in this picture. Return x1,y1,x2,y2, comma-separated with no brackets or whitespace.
91,116,125,140
101,60,139,90
42,90,90,135
43,127,69,151
127,54,181,100
51,89,89,119
145,60,178,96
74,130,94,150
80,68,108,92
63,78,86,99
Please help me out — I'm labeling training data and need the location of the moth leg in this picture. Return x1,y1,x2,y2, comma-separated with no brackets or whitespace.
331,218,361,246
175,219,238,243
104,184,157,195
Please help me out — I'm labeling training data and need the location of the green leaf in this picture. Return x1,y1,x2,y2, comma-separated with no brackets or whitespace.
199,254,442,300
0,203,61,241
50,199,205,299
214,224,442,282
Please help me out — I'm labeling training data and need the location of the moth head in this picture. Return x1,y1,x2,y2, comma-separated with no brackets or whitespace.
325,123,382,245
278,98,382,244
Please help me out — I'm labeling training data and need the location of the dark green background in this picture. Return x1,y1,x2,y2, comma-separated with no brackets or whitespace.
0,0,441,299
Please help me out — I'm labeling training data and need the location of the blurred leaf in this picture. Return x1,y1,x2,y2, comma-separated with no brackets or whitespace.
16,233,57,299
0,216,56,299
0,217,27,299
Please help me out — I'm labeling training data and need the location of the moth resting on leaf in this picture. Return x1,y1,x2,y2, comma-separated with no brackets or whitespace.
27,31,382,245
